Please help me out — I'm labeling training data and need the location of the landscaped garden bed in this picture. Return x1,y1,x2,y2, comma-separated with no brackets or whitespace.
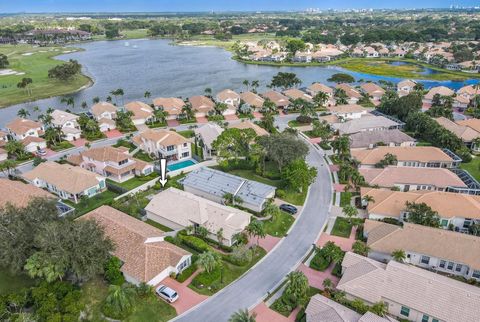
331,217,353,238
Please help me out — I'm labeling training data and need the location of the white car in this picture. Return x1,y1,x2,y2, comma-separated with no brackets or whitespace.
156,285,179,303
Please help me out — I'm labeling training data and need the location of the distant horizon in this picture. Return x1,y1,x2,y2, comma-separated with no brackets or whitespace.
1,1,480,14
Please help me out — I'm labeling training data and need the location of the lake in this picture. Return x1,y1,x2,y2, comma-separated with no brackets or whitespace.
1,38,479,126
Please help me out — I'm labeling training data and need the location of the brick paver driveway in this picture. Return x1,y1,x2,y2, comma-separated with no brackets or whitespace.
157,274,208,315
224,114,239,121
252,302,299,322
316,226,357,252
297,263,340,290
105,129,123,138
195,116,208,123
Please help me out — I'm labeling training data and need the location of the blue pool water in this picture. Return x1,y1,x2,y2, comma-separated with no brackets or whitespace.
167,159,196,171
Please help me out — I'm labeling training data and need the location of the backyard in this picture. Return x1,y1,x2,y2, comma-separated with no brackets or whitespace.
69,190,119,218
106,173,159,191
0,268,36,295
460,156,480,182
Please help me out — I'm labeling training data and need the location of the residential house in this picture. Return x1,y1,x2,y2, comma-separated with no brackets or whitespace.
336,84,362,104
229,120,269,137
360,83,385,102
364,46,379,58
67,146,154,183
188,95,216,117
434,117,480,152
22,161,106,203
180,167,276,212
146,188,251,246
327,104,368,120
359,166,467,192
153,97,185,120
239,91,264,111
80,206,191,286
351,146,458,168
337,252,480,322
0,148,6,162
349,129,416,150
332,115,401,135
283,88,313,102
6,118,44,141
457,85,478,102
0,178,55,208
363,220,480,281
194,123,224,158
397,80,417,96
216,89,241,113
306,83,334,105
305,294,395,322
50,109,82,141
91,102,117,121
261,90,290,110
361,187,480,232
0,130,8,148
423,86,454,105
21,136,47,153
132,129,191,161
125,101,154,125
97,118,116,133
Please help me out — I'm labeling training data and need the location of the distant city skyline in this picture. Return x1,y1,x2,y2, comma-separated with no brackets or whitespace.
1,0,480,13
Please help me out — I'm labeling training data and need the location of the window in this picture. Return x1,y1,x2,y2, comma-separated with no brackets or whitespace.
99,181,105,189
400,306,410,317
439,260,446,269
447,262,454,270
473,270,480,279
441,219,449,227
422,315,429,322
183,143,188,147
167,145,175,151
182,152,189,158
455,264,463,272
432,319,439,322
421,255,430,265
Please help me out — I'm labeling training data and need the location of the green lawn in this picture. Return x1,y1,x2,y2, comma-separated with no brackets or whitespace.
0,268,36,295
340,192,352,207
263,211,295,237
460,156,480,182
134,150,154,162
113,139,137,152
0,45,91,107
126,296,177,322
107,173,158,191
147,120,167,129
331,217,353,238
49,141,75,151
288,120,311,128
189,248,267,296
91,28,150,41
69,190,119,218
177,130,195,138
146,219,174,232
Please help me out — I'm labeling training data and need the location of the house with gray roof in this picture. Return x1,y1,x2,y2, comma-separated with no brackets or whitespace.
194,123,224,159
180,167,276,212
349,129,416,150
332,115,401,135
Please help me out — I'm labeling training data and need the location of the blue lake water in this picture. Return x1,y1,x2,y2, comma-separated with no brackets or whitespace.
1,38,479,126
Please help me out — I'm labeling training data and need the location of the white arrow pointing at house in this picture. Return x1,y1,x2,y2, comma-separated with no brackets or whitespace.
159,158,168,187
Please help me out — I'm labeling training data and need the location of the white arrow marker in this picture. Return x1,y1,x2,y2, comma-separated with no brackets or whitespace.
159,158,168,187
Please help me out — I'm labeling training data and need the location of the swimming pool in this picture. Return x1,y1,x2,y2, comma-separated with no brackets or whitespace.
167,159,197,171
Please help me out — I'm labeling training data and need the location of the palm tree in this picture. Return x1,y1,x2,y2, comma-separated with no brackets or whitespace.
105,284,136,315
106,95,113,103
322,278,333,291
61,97,75,109
229,309,256,322
391,249,406,263
251,80,260,93
245,220,266,254
197,251,218,274
144,91,151,99
313,91,329,108
81,101,88,109
362,194,375,206
17,108,30,118
242,80,250,91
204,87,212,97
32,106,40,113
92,96,100,104
370,301,388,317
46,107,54,115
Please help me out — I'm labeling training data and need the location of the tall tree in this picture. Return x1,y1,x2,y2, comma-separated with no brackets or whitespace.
257,132,309,171
405,202,440,227
270,72,301,90
245,220,266,255
229,309,257,322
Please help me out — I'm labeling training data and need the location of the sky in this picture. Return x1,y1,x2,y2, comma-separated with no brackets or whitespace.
0,0,478,13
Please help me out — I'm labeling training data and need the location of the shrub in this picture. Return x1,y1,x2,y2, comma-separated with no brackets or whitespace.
295,308,306,322
104,256,125,286
332,262,342,278
180,235,212,253
276,189,286,198
319,142,331,150
296,115,312,124
191,267,221,288
309,253,331,271
176,265,197,283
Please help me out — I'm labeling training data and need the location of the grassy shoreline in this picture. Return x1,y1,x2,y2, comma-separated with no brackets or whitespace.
0,45,93,108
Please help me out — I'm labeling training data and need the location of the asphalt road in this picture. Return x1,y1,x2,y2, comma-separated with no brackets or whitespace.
174,140,332,322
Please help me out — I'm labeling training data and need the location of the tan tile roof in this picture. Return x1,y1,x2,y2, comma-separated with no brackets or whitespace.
229,120,269,136
240,91,264,108
145,188,251,241
361,188,480,220
50,109,78,126
98,117,116,126
364,220,480,270
349,129,415,149
352,146,453,165
80,206,190,283
0,179,55,208
78,146,130,163
457,85,477,96
359,166,466,189
23,161,103,194
21,136,45,146
216,89,240,101
338,252,480,322
134,129,188,147
397,79,417,88
305,294,361,322
328,104,366,114
6,118,43,135
261,90,290,107
424,86,454,100
434,117,480,142
125,101,153,120
283,88,313,101
152,97,184,116
360,83,385,96
457,118,480,133
336,84,362,98
332,115,400,134
307,83,333,94
91,102,117,117
188,95,215,113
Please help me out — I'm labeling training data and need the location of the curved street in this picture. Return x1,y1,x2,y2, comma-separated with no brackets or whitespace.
174,139,333,322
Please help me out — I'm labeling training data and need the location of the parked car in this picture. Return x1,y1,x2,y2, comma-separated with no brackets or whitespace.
279,203,298,215
156,285,179,303
36,149,47,156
